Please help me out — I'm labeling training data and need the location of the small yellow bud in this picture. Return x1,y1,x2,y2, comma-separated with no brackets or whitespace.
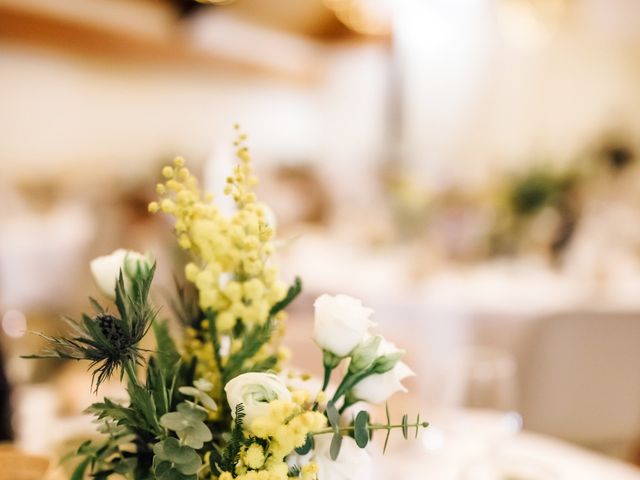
224,281,242,302
156,183,166,194
148,201,159,213
178,167,190,180
176,190,191,205
178,234,191,249
185,263,199,282
238,149,251,163
217,311,235,331
244,444,265,469
167,179,182,192
160,199,174,213
173,156,185,167
162,166,174,178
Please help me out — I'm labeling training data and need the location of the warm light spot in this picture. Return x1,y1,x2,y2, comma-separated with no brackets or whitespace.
422,426,445,452
2,309,27,338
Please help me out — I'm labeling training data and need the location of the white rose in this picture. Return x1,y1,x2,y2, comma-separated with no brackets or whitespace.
313,434,373,480
352,338,414,404
314,294,375,357
90,249,152,299
224,372,291,427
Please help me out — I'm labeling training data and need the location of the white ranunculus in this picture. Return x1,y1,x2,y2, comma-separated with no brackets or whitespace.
314,294,375,357
224,373,291,427
313,434,373,480
352,338,414,404
90,249,152,299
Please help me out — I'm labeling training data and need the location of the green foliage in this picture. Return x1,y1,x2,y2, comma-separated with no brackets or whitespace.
222,319,274,384
269,277,302,316
153,437,201,477
169,276,203,330
128,379,163,436
509,168,574,217
329,432,343,461
152,319,181,379
294,434,314,455
67,422,138,480
179,385,217,411
315,403,429,458
160,402,212,449
213,404,247,475
287,465,301,478
326,402,340,433
354,411,370,448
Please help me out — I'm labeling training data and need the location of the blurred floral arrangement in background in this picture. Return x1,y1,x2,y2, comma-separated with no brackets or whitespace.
27,127,426,480
488,164,581,260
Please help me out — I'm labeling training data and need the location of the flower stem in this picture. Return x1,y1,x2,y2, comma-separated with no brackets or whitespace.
312,421,429,436
124,361,140,388
321,366,332,392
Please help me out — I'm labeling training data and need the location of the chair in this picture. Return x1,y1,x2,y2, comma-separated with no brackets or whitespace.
519,311,640,457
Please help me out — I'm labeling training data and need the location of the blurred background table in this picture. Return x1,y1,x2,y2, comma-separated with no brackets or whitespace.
381,409,640,480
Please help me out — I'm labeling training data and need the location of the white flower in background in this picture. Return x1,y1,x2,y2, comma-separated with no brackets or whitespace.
313,434,373,480
90,249,152,299
314,294,375,357
258,202,277,232
352,338,414,405
224,372,291,427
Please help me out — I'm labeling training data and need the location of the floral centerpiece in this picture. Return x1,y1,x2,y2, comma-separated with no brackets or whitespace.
29,127,427,480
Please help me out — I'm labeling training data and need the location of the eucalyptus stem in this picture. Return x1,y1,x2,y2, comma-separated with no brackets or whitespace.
312,421,429,436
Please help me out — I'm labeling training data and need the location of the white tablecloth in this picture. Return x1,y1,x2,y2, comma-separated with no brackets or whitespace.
380,410,640,480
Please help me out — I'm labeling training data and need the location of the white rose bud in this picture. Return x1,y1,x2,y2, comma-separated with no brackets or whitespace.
90,249,152,299
351,338,414,405
313,434,373,480
313,294,375,358
224,372,291,427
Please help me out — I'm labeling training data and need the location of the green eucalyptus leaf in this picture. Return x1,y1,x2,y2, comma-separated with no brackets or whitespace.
154,460,172,477
175,455,201,476
154,439,202,475
354,411,370,448
326,402,340,432
163,438,196,464
177,402,207,422
180,419,213,449
402,414,409,439
295,434,314,455
160,412,189,432
179,386,218,411
329,432,343,461
113,457,137,474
